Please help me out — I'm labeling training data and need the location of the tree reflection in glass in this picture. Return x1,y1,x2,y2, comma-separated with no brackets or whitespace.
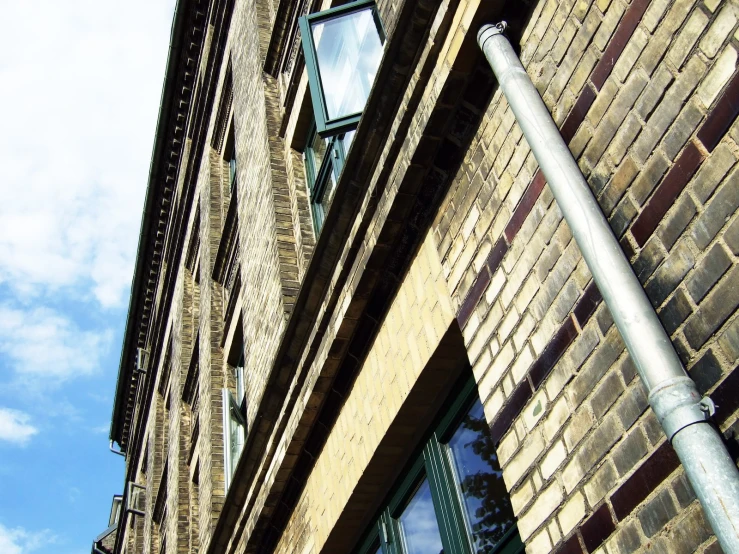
311,8,383,121
398,478,445,554
446,399,515,552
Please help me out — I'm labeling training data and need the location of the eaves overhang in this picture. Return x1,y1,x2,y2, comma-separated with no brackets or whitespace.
109,0,193,450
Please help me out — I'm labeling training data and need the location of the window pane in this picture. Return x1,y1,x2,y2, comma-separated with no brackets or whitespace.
321,167,338,213
235,365,245,404
342,130,356,155
311,8,383,121
229,414,243,459
446,400,515,552
398,478,444,554
229,158,237,193
308,132,329,184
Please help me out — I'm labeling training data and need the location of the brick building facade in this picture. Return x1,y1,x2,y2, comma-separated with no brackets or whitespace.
96,0,739,552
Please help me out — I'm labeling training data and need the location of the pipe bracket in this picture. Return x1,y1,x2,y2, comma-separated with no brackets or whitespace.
649,377,711,443
477,21,507,48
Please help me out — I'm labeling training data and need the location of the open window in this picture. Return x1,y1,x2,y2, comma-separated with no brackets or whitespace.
223,331,247,490
300,0,384,137
126,482,146,518
299,0,384,234
109,495,123,527
304,125,356,232
224,118,237,195
223,385,246,489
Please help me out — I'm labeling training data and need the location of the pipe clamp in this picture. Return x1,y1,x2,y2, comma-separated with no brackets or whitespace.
649,377,712,442
477,21,507,48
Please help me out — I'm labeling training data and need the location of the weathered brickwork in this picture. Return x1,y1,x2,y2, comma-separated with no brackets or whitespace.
103,0,739,553
273,234,456,554
438,0,739,552
230,0,293,429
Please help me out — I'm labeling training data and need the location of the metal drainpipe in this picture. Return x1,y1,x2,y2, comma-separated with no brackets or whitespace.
478,23,739,552
109,440,126,458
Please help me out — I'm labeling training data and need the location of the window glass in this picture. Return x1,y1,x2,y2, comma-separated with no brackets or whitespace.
311,8,383,120
342,130,356,155
229,403,244,472
446,400,515,552
308,131,330,179
235,358,246,408
229,157,237,190
321,169,338,214
398,478,445,554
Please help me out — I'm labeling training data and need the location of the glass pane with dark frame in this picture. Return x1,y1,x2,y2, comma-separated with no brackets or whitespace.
299,0,385,136
353,378,522,554
304,123,351,234
397,477,445,554
229,400,244,465
229,157,237,193
308,131,330,175
311,7,383,121
445,399,515,553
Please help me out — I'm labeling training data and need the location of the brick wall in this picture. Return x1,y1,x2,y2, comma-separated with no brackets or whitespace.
230,0,294,430
437,0,739,552
273,233,457,554
110,0,739,553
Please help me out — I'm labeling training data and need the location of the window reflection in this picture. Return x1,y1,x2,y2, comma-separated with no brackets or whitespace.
309,131,329,174
342,130,356,155
311,8,383,120
398,478,445,554
321,170,338,215
446,400,515,552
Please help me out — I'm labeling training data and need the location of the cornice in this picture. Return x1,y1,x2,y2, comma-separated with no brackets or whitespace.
110,0,208,452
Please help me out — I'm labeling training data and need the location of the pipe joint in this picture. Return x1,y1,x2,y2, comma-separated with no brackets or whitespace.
110,440,126,458
649,377,712,442
477,22,507,49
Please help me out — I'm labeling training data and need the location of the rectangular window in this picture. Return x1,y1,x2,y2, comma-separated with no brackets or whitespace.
300,0,384,137
300,0,380,233
224,118,237,195
356,378,523,554
223,353,247,489
304,124,355,233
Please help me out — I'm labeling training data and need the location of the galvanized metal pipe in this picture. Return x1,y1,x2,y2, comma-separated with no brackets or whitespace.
478,23,739,553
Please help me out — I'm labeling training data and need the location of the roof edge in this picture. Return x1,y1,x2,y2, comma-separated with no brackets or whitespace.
109,0,189,447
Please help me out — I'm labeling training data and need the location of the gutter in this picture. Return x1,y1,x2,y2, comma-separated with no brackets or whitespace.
109,0,187,449
108,2,189,552
477,23,739,553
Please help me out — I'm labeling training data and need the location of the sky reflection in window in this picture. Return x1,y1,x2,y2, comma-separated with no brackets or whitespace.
311,8,382,120
446,399,515,552
398,478,444,554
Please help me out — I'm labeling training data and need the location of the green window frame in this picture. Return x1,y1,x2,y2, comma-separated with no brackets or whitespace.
299,0,385,137
304,123,355,233
355,378,524,554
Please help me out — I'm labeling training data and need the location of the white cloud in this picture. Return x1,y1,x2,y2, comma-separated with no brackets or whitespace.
0,409,38,445
0,305,113,384
90,424,110,435
0,0,175,308
0,524,55,554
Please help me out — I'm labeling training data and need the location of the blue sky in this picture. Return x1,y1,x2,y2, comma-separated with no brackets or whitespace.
0,1,176,552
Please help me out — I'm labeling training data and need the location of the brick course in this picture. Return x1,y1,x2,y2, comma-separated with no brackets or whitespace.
105,0,739,553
